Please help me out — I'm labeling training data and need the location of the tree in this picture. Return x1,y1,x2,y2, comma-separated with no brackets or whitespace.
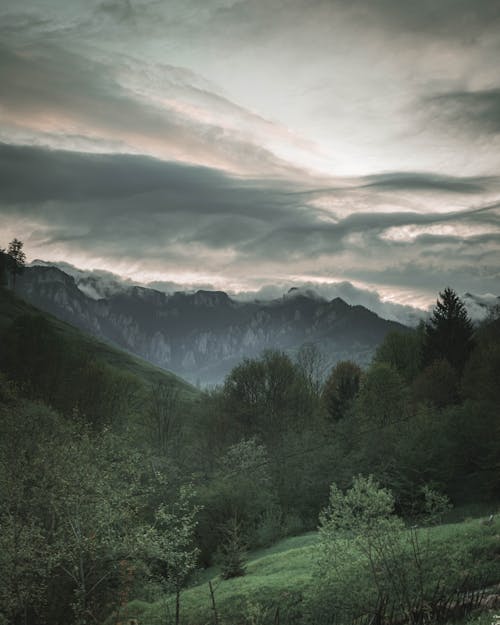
142,484,200,625
322,360,361,422
0,248,8,287
145,382,181,455
423,288,474,374
314,476,454,625
7,238,26,292
358,362,406,426
217,516,247,579
223,350,303,440
44,429,146,625
295,342,328,398
412,359,459,409
375,329,423,383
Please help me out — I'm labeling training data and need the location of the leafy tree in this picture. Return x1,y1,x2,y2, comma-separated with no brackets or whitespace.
45,429,146,625
223,350,304,440
461,319,500,404
423,287,474,373
357,362,407,426
314,476,456,625
6,238,26,292
196,438,278,564
375,328,423,383
322,360,361,422
412,358,459,409
141,484,200,625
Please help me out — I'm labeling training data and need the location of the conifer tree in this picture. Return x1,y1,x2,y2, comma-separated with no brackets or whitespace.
424,287,474,374
7,238,26,292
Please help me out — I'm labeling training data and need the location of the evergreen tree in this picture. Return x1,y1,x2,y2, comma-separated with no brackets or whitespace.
423,288,474,374
218,516,247,579
7,238,26,292
0,248,8,287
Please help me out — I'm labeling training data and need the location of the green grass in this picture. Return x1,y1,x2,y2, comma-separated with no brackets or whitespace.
125,517,500,625
0,286,197,398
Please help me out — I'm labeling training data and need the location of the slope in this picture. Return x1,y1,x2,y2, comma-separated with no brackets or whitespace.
0,286,197,398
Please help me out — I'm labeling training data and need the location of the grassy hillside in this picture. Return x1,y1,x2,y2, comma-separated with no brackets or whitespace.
125,514,500,625
0,286,197,398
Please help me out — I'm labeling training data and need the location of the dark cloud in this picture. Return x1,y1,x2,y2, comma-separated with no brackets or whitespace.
426,89,500,135
1,143,499,300
361,172,492,194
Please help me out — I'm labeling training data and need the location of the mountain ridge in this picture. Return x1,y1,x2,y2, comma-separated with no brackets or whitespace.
17,265,409,385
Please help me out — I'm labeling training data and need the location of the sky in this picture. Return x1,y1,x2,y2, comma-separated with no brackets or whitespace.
1,0,500,309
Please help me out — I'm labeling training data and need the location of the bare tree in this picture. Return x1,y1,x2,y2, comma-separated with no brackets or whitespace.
146,382,181,454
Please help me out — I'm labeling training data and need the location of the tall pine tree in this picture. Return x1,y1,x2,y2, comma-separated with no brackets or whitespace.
424,287,474,374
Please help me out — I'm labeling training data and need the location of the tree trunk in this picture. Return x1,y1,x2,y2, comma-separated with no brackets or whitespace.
208,581,219,625
175,587,180,625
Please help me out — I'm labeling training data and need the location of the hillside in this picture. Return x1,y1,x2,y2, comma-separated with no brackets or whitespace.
126,515,500,625
0,286,196,398
16,265,408,384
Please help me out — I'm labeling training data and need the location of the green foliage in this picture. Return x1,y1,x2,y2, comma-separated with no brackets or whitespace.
136,517,500,625
312,477,489,625
412,358,459,408
0,250,8,287
223,350,311,441
6,238,26,291
217,516,248,579
357,362,407,426
424,287,474,373
322,360,361,422
196,437,278,564
0,379,202,625
462,322,500,404
375,328,423,383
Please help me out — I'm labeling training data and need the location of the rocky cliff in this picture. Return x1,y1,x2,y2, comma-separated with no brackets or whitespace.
16,266,408,385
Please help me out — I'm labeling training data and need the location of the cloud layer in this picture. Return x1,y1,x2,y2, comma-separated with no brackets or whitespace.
1,143,499,306
1,0,499,305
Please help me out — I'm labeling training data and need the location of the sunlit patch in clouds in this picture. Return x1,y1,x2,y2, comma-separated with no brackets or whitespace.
381,223,500,243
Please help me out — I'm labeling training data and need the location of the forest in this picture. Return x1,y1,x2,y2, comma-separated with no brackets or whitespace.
1,256,499,625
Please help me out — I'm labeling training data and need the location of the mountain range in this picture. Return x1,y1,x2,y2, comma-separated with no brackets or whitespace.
14,264,415,385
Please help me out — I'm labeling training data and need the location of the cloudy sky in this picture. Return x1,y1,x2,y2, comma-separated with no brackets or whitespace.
1,0,500,308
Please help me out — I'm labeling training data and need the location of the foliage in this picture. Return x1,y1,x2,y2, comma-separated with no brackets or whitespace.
196,437,278,564
217,516,248,579
322,360,361,422
223,350,312,441
357,362,407,426
375,328,423,383
6,238,26,291
312,476,482,625
137,517,500,625
424,287,474,373
412,358,459,408
139,483,200,625
0,379,201,625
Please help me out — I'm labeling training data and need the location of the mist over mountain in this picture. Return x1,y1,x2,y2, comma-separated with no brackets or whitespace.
18,264,410,385
31,260,427,325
